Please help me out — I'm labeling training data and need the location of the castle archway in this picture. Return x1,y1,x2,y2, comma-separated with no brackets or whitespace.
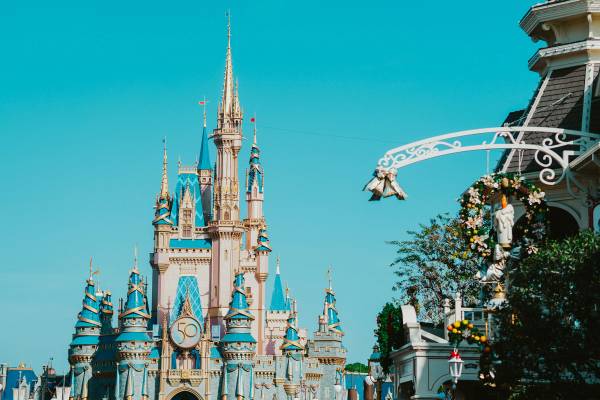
167,388,202,400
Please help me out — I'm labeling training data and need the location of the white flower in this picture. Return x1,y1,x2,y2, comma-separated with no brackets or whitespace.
468,187,481,205
466,216,483,230
528,191,545,205
526,245,539,255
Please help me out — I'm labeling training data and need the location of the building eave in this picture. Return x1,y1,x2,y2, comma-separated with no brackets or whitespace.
521,0,600,35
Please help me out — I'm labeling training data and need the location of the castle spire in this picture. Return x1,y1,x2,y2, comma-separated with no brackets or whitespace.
198,99,212,171
160,138,169,198
281,299,303,352
219,11,238,128
323,270,343,335
153,140,173,226
269,257,289,311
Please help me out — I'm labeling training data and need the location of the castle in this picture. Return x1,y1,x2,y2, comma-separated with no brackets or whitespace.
66,20,346,400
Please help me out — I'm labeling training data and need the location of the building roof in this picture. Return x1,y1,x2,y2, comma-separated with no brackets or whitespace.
269,259,290,311
170,172,205,227
498,64,597,173
170,275,204,323
3,367,37,400
198,125,212,170
73,279,101,330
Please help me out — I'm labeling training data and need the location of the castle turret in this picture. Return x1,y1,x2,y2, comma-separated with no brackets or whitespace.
244,122,265,249
100,291,114,335
307,271,347,400
265,258,291,355
69,268,101,400
198,104,213,224
281,300,304,400
220,272,256,400
115,256,151,400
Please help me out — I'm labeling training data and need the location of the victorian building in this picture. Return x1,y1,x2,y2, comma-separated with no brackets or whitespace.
65,20,346,400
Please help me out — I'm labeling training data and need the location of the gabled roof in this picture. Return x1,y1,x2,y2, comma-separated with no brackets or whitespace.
498,64,597,173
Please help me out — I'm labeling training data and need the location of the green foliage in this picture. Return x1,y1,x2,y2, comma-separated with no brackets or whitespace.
388,213,479,324
374,302,403,374
345,362,369,373
494,230,600,398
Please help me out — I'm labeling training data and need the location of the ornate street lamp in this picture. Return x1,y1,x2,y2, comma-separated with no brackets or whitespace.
448,349,463,389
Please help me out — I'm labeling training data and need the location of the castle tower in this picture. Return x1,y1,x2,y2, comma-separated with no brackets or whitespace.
208,15,246,334
68,273,101,400
198,105,213,224
281,300,304,400
220,272,256,400
152,141,173,323
244,122,265,249
307,273,346,400
115,258,152,400
265,258,291,355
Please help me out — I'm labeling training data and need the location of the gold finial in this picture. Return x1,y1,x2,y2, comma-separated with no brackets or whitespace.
252,114,257,145
327,266,333,290
199,98,208,128
88,257,93,281
276,255,280,274
133,244,139,273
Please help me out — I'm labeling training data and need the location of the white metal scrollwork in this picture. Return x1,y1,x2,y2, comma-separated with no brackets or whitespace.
377,126,599,185
367,126,600,201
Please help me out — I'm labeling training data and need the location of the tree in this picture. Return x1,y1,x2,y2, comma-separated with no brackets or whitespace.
374,302,404,373
388,214,479,324
494,230,600,398
345,362,369,373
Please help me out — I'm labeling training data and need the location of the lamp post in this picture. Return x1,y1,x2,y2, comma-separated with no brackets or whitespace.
447,349,463,399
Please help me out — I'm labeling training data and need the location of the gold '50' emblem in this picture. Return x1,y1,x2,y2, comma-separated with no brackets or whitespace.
169,316,202,349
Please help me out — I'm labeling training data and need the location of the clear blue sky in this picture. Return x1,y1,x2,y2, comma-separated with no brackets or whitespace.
0,1,540,372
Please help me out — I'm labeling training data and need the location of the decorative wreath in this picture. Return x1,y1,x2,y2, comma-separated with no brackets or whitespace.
458,172,548,263
447,318,487,346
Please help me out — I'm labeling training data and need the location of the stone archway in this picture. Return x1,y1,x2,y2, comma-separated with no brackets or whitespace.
166,388,202,400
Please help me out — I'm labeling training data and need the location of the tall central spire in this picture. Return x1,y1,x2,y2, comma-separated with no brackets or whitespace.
218,12,242,130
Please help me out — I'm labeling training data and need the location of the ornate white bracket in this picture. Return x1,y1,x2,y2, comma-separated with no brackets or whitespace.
368,126,600,200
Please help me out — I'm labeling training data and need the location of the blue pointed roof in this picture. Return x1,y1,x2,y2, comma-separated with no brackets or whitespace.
119,268,150,320
199,126,212,170
325,287,343,335
153,197,173,226
222,272,256,344
170,276,204,323
255,226,272,253
269,262,289,311
171,172,205,227
225,273,254,321
74,279,101,328
281,305,303,352
247,143,263,193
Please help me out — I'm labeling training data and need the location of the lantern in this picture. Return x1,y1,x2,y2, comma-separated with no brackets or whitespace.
448,349,464,385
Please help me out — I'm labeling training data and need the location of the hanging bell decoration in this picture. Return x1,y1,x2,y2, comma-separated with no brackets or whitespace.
364,167,407,201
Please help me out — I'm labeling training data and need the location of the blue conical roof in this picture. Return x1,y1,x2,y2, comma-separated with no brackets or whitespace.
120,268,150,320
222,272,256,344
75,279,101,328
255,226,272,252
281,304,303,352
269,263,289,311
247,143,263,193
325,287,343,335
199,125,212,170
225,273,254,321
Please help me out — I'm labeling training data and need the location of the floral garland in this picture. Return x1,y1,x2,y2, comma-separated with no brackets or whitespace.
459,173,548,263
